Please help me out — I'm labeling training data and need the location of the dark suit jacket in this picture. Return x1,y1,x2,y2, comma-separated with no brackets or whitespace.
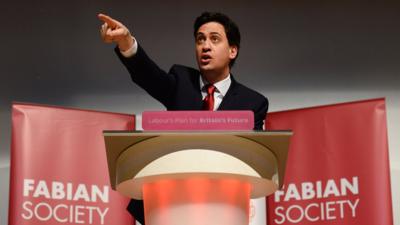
115,44,269,224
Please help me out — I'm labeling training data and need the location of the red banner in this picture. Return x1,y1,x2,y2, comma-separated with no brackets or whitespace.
8,103,135,225
266,98,393,225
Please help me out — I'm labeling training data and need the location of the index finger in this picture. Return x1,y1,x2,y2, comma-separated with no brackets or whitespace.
98,13,121,29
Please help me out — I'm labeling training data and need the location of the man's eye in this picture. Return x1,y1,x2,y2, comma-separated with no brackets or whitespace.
197,37,205,43
211,36,220,42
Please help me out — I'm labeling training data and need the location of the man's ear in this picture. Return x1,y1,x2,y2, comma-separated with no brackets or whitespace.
229,45,238,59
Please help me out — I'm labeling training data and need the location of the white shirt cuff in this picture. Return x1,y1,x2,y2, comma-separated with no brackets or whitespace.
120,38,138,58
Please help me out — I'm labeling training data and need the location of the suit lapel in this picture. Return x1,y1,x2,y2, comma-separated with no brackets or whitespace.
218,76,239,110
192,72,204,109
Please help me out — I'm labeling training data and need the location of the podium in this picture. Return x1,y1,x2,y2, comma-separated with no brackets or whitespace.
104,130,291,225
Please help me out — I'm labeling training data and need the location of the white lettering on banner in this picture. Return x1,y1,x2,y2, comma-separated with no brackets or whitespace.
274,199,360,224
148,118,174,124
227,118,248,123
21,201,109,224
274,177,358,202
199,117,226,124
23,179,109,202
272,177,360,224
22,179,110,224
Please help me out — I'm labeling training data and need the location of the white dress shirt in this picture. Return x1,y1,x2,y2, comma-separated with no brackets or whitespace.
120,37,138,58
199,75,231,110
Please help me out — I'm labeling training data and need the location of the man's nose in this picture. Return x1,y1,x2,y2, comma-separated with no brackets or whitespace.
202,40,211,52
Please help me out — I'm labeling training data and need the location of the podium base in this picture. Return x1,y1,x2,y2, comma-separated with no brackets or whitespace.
142,176,251,225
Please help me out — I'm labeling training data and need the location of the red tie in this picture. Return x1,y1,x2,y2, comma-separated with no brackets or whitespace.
202,84,216,110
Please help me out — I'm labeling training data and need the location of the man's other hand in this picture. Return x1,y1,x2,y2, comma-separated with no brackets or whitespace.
98,13,134,52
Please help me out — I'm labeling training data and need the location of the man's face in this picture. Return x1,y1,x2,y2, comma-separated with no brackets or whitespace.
195,22,238,75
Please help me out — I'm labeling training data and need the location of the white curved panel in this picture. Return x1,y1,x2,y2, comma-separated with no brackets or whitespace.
135,149,261,178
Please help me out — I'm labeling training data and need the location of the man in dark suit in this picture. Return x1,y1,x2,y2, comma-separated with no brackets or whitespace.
98,12,268,224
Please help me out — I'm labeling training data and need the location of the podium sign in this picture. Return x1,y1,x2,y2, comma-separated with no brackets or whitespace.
142,111,254,130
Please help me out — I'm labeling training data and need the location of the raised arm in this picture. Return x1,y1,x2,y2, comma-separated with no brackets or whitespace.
97,13,177,108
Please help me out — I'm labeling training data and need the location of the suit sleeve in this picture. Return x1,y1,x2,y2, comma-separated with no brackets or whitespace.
253,97,269,130
115,44,176,107
127,199,145,225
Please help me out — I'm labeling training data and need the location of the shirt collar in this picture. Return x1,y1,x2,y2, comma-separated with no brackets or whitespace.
199,74,232,97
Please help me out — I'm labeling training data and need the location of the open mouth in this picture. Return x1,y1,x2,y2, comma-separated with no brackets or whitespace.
200,55,212,64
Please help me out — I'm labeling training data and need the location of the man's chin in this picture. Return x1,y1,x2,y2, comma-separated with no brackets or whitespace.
198,64,214,72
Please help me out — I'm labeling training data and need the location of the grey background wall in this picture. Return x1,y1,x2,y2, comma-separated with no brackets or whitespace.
1,1,399,224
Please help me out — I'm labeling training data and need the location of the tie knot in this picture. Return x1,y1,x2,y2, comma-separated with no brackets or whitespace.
205,84,216,95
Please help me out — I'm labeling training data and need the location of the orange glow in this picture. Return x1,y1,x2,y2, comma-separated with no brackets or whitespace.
143,176,251,225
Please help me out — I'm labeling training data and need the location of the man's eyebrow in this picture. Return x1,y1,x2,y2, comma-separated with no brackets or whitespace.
209,32,222,36
196,32,205,36
196,31,222,36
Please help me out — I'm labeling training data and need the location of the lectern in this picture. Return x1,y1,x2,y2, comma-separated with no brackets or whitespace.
103,131,291,225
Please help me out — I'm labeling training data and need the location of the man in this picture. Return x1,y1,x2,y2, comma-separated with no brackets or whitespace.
98,12,268,224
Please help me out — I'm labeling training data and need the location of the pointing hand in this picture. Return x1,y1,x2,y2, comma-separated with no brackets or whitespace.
98,13,134,51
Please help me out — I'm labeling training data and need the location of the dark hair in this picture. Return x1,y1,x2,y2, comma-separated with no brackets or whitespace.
194,12,241,67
